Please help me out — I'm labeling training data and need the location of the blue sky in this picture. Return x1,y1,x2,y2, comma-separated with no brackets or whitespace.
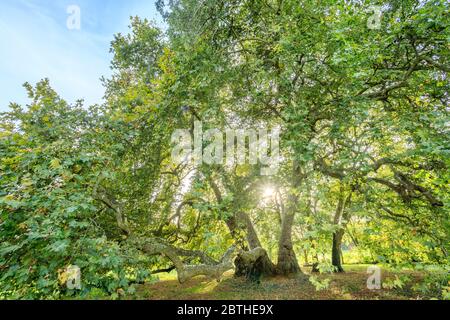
0,0,163,111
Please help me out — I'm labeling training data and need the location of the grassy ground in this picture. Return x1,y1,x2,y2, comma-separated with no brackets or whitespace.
132,264,435,300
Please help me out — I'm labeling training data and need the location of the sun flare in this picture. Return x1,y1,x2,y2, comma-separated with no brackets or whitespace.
262,186,276,199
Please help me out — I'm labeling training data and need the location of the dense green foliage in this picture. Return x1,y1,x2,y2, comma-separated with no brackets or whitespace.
1,0,449,299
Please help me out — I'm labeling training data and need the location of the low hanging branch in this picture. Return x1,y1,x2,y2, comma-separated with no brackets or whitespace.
132,238,236,283
94,180,270,283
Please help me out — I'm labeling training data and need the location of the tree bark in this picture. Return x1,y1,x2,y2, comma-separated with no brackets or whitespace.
331,191,352,272
135,237,236,283
276,164,303,275
235,212,276,277
234,247,273,281
207,175,276,277
310,244,320,273
331,231,345,272
277,212,301,275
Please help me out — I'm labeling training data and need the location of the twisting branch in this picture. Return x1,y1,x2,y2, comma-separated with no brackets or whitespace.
133,237,236,283
393,171,443,207
315,157,443,207
93,181,130,235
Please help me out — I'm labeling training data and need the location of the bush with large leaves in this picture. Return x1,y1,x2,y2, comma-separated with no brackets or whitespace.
0,80,149,299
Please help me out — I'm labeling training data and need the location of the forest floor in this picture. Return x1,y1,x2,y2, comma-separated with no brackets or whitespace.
133,264,436,300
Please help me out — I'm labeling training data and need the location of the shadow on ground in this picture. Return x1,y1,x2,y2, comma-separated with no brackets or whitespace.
134,265,426,300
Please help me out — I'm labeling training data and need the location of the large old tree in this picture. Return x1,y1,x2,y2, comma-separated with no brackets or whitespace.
0,0,448,298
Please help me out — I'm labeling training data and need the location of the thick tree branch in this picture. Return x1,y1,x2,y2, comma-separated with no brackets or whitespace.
133,237,235,283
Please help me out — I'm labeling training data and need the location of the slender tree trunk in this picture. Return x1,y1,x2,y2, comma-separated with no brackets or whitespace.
311,243,320,273
331,191,351,273
331,230,345,272
238,212,262,249
305,193,320,273
303,250,309,265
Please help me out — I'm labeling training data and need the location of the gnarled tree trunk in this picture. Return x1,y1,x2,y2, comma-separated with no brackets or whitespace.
208,175,276,278
234,247,273,282
234,212,276,278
